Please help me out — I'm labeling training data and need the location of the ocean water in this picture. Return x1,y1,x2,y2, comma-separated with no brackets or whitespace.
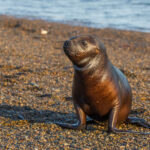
0,0,150,32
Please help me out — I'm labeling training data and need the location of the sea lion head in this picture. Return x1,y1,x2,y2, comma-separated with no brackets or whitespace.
63,35,107,71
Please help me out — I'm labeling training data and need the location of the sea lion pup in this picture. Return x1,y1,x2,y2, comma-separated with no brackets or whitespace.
57,35,150,134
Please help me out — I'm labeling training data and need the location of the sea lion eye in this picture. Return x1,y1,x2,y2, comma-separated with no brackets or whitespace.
81,40,87,47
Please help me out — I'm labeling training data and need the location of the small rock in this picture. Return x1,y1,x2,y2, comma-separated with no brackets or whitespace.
41,29,48,35
64,143,69,146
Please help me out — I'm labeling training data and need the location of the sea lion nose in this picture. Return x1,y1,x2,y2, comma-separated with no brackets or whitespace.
64,40,70,47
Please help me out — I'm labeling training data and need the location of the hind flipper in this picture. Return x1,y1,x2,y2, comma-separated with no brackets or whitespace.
126,116,150,129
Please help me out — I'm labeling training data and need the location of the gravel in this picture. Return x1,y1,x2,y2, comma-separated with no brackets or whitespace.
0,15,150,149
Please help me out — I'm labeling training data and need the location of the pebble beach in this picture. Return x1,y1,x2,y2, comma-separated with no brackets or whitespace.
0,15,150,149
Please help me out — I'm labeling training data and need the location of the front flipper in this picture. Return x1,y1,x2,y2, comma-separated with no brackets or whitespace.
107,100,150,135
108,101,120,133
55,121,86,130
108,128,150,135
56,103,87,130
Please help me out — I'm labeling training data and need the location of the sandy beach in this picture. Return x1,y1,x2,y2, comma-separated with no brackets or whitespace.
0,15,150,149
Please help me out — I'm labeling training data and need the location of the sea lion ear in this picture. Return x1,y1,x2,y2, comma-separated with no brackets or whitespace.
98,41,106,52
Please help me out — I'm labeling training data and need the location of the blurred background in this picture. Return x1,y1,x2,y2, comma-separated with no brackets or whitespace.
0,0,150,32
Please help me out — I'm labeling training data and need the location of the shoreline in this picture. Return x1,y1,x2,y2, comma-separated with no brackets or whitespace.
0,15,150,149
1,14,150,34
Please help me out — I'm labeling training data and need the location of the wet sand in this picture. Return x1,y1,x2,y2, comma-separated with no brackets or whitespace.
0,15,150,149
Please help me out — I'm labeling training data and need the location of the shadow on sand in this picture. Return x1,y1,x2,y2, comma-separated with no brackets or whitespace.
0,104,76,124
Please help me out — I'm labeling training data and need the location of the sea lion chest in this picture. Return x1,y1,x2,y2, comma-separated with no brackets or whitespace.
73,71,118,117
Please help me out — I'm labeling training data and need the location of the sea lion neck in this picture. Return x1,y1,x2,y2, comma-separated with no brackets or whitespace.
73,52,108,75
